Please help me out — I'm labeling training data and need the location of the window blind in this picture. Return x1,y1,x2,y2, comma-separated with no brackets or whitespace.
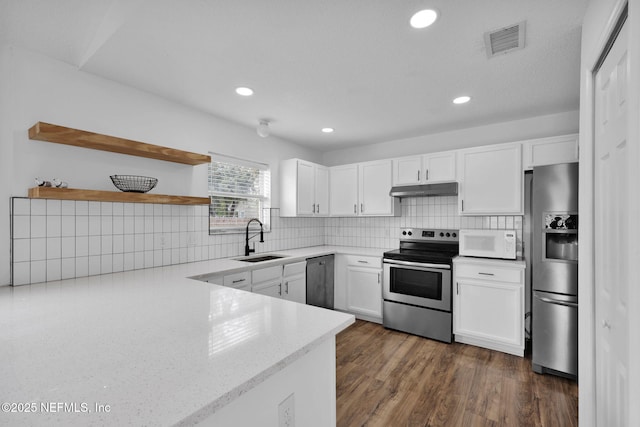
208,154,270,232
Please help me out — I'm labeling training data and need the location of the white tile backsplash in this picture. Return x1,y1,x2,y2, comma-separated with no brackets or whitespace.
11,195,516,285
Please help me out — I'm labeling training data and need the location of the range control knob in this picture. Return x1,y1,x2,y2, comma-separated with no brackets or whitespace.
402,231,407,236
439,232,444,237
452,232,457,238
446,232,451,237
408,231,413,236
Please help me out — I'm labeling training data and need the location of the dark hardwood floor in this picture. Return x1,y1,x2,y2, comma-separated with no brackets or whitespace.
336,320,578,427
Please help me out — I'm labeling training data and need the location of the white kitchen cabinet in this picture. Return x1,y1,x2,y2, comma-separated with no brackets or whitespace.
393,156,423,185
458,143,523,215
329,164,359,216
330,161,399,217
359,159,396,216
340,255,383,323
282,261,306,304
522,133,579,170
393,151,457,186
279,159,329,217
252,279,283,298
453,257,525,356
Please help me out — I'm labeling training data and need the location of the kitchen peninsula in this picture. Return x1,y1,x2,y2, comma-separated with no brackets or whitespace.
0,248,355,426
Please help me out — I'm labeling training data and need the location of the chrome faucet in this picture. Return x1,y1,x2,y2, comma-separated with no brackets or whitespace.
244,218,264,256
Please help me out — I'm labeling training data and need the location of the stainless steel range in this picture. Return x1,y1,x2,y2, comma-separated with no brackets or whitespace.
383,228,459,343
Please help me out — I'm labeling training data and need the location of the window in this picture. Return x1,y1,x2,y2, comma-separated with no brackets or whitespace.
208,154,271,233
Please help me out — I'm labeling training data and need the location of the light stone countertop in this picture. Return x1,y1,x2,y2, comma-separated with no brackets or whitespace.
0,245,385,426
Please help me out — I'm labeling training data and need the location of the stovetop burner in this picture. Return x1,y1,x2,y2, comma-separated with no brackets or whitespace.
383,228,459,264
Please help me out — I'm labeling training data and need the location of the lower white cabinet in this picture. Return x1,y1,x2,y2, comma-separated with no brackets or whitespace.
282,261,307,304
251,261,307,303
252,279,283,298
336,254,382,323
453,257,525,356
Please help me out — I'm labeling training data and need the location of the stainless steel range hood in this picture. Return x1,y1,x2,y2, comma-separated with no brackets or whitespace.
389,182,458,198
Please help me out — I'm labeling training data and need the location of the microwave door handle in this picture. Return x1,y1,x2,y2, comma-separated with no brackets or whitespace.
537,296,578,308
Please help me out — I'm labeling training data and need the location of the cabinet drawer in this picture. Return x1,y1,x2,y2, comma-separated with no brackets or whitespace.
223,271,251,287
252,266,282,283
455,264,522,283
344,255,381,268
283,261,306,277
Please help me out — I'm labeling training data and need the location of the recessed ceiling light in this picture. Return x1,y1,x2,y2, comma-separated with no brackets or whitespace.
321,128,334,133
235,87,254,96
410,9,438,29
453,96,471,104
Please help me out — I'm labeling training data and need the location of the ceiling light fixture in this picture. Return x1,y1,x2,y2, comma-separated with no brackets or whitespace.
235,87,254,96
410,9,438,29
453,96,471,104
321,128,334,133
256,120,270,138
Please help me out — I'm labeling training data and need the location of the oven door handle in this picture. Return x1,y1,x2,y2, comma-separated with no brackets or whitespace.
383,259,451,270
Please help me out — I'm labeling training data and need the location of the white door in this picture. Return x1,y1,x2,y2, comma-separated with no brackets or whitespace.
315,166,329,215
329,165,358,216
296,161,315,215
423,151,456,182
283,276,306,304
393,156,422,185
594,20,629,426
346,266,382,318
359,160,393,215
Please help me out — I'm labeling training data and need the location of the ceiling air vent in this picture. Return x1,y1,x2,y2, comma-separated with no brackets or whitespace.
484,21,526,58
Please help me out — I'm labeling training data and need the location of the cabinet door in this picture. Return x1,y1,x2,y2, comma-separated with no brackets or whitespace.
359,160,394,216
315,166,329,216
522,134,579,170
296,160,316,215
329,165,358,216
393,156,422,185
346,266,382,318
423,151,456,182
455,280,522,347
283,275,306,304
253,280,282,298
459,144,522,215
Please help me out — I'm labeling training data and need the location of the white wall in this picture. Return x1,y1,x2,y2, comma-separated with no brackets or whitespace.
0,45,322,285
321,110,579,166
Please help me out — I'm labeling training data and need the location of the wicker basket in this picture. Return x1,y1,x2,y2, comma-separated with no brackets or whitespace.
110,175,158,193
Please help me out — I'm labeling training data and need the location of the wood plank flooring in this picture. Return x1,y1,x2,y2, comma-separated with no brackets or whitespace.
336,320,578,427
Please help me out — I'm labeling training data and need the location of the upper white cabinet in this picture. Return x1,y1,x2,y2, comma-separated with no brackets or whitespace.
393,151,457,186
329,164,359,216
330,160,399,217
522,134,579,170
280,159,329,217
359,160,396,216
458,143,523,215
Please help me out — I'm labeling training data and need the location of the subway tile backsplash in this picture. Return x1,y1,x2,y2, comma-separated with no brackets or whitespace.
10,195,521,285
324,196,523,250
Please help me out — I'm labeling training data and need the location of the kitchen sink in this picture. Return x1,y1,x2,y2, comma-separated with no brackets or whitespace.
234,254,289,263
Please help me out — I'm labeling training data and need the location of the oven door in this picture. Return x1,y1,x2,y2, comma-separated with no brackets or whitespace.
383,260,451,312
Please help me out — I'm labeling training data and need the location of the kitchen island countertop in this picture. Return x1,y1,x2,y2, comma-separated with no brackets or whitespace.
0,245,381,426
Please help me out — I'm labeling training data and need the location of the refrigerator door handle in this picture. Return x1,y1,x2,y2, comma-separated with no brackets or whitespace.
536,295,578,308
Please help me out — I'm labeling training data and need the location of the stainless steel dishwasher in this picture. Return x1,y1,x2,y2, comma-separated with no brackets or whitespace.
306,255,334,309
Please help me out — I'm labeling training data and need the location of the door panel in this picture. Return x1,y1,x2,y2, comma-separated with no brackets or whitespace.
594,20,629,426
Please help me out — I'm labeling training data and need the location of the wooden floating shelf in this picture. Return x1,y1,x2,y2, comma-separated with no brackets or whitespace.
28,122,211,166
28,187,210,205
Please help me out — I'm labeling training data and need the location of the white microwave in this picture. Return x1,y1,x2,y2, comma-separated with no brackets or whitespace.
459,229,517,260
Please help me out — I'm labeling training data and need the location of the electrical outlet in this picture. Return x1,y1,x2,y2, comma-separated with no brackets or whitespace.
278,393,295,427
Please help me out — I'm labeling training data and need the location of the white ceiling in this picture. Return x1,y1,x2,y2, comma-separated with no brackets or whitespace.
1,0,588,151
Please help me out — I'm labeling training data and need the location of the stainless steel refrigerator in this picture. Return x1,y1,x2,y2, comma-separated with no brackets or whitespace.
530,163,578,379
